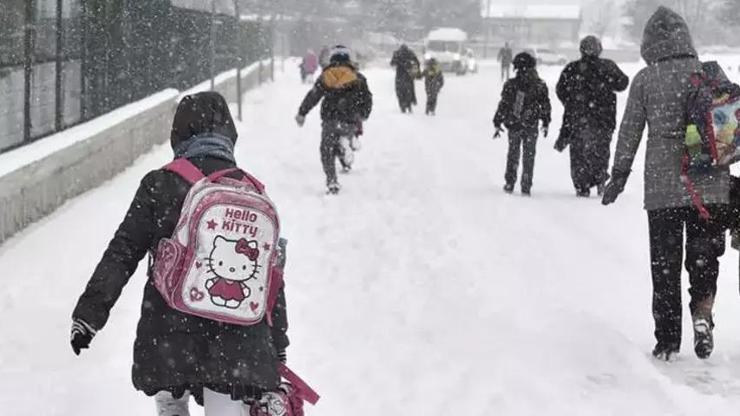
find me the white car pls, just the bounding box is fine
[531,48,568,65]
[424,28,470,75]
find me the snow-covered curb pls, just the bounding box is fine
[0,61,274,244]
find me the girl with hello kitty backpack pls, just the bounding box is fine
[71,92,318,415]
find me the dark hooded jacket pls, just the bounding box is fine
[494,68,551,131]
[611,6,731,210]
[556,50,629,146]
[391,46,420,106]
[298,62,373,124]
[72,91,289,403]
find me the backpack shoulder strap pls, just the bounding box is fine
[164,158,205,185]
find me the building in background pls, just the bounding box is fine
[481,4,582,47]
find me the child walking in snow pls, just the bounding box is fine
[493,52,551,196]
[422,58,444,115]
[295,45,373,194]
[71,92,297,415]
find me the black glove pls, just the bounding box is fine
[601,170,630,205]
[493,126,504,139]
[541,125,549,138]
[553,137,568,152]
[71,318,97,355]
[277,349,287,363]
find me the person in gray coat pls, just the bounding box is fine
[601,7,730,361]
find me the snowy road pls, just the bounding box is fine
[3,59,740,415]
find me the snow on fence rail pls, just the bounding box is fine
[0,61,273,244]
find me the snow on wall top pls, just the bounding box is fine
[482,4,581,20]
[0,89,178,178]
[427,28,468,42]
[171,0,235,15]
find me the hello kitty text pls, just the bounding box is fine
[221,208,260,237]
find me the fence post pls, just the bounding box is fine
[55,0,64,130]
[23,0,36,143]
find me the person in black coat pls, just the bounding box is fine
[422,58,445,115]
[493,52,551,196]
[296,46,373,194]
[71,92,289,411]
[391,44,421,113]
[555,36,629,197]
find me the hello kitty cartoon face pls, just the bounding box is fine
[207,236,260,282]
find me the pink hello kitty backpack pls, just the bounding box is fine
[152,158,282,326]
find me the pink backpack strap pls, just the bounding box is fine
[164,159,205,184]
[279,363,320,405]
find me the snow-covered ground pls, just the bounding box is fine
[2,56,740,415]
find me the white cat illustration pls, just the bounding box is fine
[205,236,260,309]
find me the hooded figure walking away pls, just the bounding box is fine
[493,52,551,196]
[422,58,445,115]
[391,44,421,113]
[71,92,292,415]
[498,42,513,81]
[602,7,731,361]
[556,36,629,197]
[296,46,373,194]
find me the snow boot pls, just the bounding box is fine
[693,297,715,359]
[576,188,590,198]
[521,188,531,197]
[327,181,341,195]
[350,135,361,151]
[339,137,354,170]
[504,183,515,194]
[693,318,714,359]
[597,183,605,196]
[652,342,680,362]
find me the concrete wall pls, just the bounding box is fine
[0,60,273,244]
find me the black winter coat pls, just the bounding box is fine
[423,67,444,95]
[391,47,420,106]
[298,63,373,124]
[494,70,551,131]
[72,92,289,403]
[556,56,629,143]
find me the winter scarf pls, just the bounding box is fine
[174,133,236,164]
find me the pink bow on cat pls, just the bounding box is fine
[235,239,259,261]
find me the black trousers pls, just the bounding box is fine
[570,126,613,191]
[426,91,439,114]
[505,127,538,191]
[647,206,726,346]
[320,121,355,185]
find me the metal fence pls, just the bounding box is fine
[0,0,273,154]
